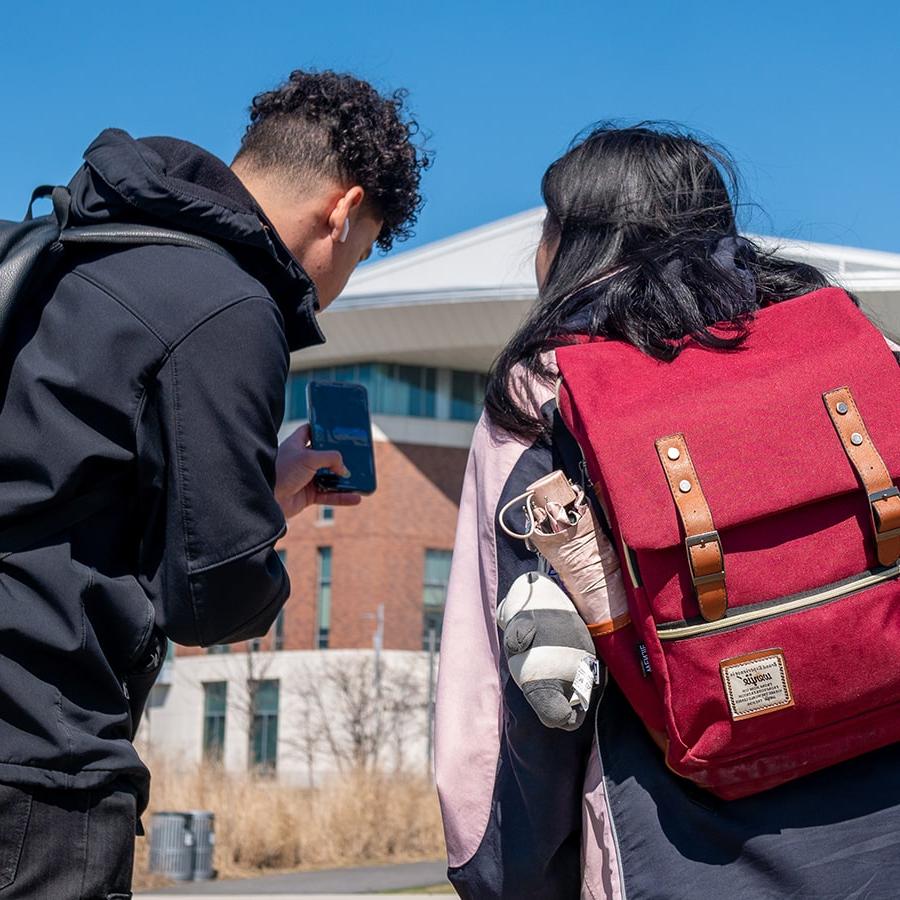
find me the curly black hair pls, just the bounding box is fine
[235,70,432,251]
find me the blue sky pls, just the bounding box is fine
[3,1,898,256]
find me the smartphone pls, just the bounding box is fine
[306,381,377,495]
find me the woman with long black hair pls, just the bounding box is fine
[435,123,900,899]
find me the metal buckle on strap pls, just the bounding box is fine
[869,487,900,541]
[685,530,725,586]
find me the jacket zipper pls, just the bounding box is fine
[657,563,900,641]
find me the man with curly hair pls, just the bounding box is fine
[0,70,429,896]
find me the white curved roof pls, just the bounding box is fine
[295,207,900,371]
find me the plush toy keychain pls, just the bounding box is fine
[496,569,600,730]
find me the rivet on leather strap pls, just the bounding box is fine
[655,434,727,622]
[823,386,900,566]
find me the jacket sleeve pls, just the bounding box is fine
[136,295,290,647]
[435,407,593,899]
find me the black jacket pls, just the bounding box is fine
[0,129,324,810]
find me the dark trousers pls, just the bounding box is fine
[0,780,135,899]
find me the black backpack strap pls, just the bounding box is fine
[27,184,235,262]
[24,185,72,225]
[550,401,615,544]
[60,223,235,262]
[24,185,55,221]
[0,473,131,562]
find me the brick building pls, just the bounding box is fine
[140,208,900,778]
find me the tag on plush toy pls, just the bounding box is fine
[570,656,600,711]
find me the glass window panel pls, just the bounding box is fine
[398,365,422,416]
[274,609,285,651]
[249,680,279,770]
[288,372,308,420]
[356,364,374,395]
[251,721,265,766]
[318,546,332,581]
[423,585,446,607]
[204,681,227,715]
[450,371,478,421]
[264,714,278,763]
[253,679,280,714]
[423,368,437,418]
[424,549,453,584]
[381,364,408,416]
[423,550,451,649]
[317,548,332,649]
[333,365,355,382]
[318,585,332,629]
[423,609,444,651]
[202,681,227,762]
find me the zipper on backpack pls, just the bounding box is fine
[656,562,900,641]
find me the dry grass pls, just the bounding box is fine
[133,760,446,890]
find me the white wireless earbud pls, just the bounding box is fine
[339,219,350,243]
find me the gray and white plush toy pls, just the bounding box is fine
[496,570,599,730]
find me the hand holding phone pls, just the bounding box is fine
[307,381,377,495]
[275,424,362,520]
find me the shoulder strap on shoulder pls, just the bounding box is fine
[60,223,235,262]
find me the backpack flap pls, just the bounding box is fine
[557,287,900,621]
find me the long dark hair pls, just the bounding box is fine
[484,123,830,442]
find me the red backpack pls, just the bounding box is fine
[556,287,900,799]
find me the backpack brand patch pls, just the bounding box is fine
[637,642,652,677]
[720,649,794,721]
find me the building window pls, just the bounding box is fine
[207,644,230,655]
[273,608,285,652]
[249,679,279,772]
[450,371,487,421]
[248,551,287,652]
[317,547,332,649]
[202,682,227,763]
[286,364,480,422]
[318,505,335,523]
[423,549,453,650]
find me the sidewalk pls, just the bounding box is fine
[137,859,449,896]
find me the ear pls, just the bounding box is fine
[328,186,366,244]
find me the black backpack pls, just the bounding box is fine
[0,184,233,354]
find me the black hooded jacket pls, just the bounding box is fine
[0,129,324,809]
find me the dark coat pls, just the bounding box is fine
[0,129,324,810]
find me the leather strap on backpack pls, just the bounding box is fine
[656,434,727,622]
[824,387,900,566]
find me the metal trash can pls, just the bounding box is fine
[188,810,216,880]
[148,812,193,881]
